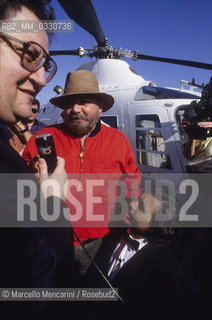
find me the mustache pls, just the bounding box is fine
[68,114,89,121]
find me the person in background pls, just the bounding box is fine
[4,120,32,154]
[182,109,212,172]
[180,109,212,319]
[21,98,46,134]
[5,99,46,154]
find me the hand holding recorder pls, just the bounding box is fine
[32,134,67,201]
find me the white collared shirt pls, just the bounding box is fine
[108,236,147,280]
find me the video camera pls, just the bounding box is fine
[183,77,212,139]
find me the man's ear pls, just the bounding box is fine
[98,99,104,115]
[99,107,103,116]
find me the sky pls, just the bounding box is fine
[37,0,212,107]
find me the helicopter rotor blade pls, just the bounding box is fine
[49,47,212,71]
[136,53,212,70]
[58,0,107,47]
[50,50,79,56]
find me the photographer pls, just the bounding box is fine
[182,79,212,173]
[181,83,212,320]
[182,120,212,158]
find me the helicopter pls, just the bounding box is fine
[38,0,212,174]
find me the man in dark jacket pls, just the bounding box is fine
[0,1,73,319]
[84,191,184,320]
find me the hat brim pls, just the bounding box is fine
[50,92,114,112]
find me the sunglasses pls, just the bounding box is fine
[32,108,38,114]
[0,32,57,82]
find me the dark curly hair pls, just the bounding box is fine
[0,0,55,20]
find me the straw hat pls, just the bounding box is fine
[50,70,114,112]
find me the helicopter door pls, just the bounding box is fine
[128,102,183,173]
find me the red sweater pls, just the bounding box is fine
[23,121,141,245]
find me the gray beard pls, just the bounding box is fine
[68,118,99,137]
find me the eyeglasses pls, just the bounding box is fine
[0,32,57,82]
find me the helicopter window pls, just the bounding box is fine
[175,105,189,142]
[148,130,166,152]
[137,151,171,169]
[136,131,147,149]
[136,130,166,153]
[136,114,160,128]
[134,86,200,101]
[100,115,118,128]
[135,114,171,169]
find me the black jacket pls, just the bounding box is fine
[0,124,73,319]
[85,230,184,320]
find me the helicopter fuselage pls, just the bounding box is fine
[39,59,201,174]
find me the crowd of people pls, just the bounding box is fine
[0,1,211,320]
